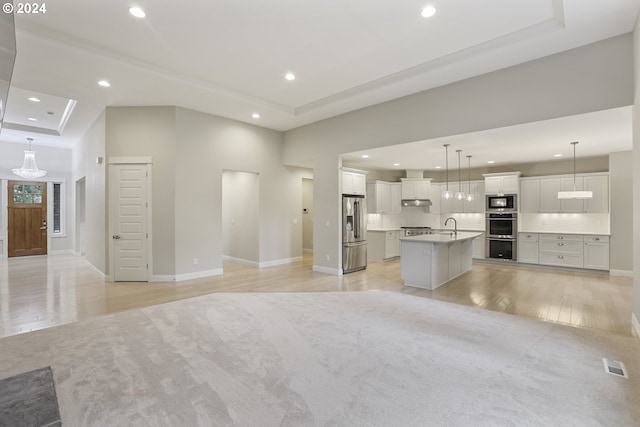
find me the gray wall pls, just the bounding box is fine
[609,151,633,273]
[302,178,313,252]
[284,35,634,273]
[105,106,177,275]
[72,112,106,273]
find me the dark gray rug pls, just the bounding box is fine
[0,367,61,427]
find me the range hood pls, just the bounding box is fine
[402,199,432,207]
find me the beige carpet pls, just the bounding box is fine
[0,291,638,426]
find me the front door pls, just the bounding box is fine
[8,181,47,257]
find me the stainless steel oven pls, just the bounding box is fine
[485,213,517,261]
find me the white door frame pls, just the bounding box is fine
[107,157,153,282]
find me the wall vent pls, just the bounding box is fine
[602,358,628,378]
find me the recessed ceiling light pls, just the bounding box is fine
[98,80,111,87]
[421,5,437,18]
[28,97,40,102]
[487,160,495,164]
[285,72,296,81]
[435,166,442,169]
[553,154,563,157]
[129,6,146,18]
[252,113,260,119]
[393,163,400,166]
[27,117,37,121]
[361,155,369,158]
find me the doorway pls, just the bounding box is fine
[7,181,47,257]
[221,170,259,266]
[302,178,313,254]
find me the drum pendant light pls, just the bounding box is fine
[454,149,466,200]
[441,144,453,199]
[557,141,592,199]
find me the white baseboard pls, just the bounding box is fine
[313,265,342,275]
[259,256,302,268]
[174,268,223,282]
[83,259,106,281]
[632,313,640,338]
[50,249,75,255]
[150,275,176,282]
[223,255,258,268]
[609,269,633,278]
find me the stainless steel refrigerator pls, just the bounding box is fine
[343,195,367,273]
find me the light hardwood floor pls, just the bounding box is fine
[0,254,634,338]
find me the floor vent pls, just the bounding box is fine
[603,358,628,378]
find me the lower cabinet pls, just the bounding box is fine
[517,233,609,271]
[368,230,400,261]
[518,233,538,264]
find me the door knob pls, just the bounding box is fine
[113,235,121,240]
[40,226,47,230]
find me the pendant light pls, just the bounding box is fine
[454,149,466,200]
[557,141,592,199]
[466,155,473,202]
[12,138,47,179]
[441,144,453,199]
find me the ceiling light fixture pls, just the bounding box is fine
[421,5,437,17]
[393,163,400,166]
[98,80,111,87]
[361,155,369,158]
[285,72,296,81]
[252,113,260,119]
[129,6,146,18]
[12,138,47,179]
[487,160,495,164]
[442,144,452,199]
[28,97,40,102]
[435,166,441,169]
[558,141,592,199]
[27,117,37,121]
[454,149,466,200]
[553,153,563,158]
[466,155,473,202]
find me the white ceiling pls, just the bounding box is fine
[1,0,639,150]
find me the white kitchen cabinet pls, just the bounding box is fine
[390,183,402,214]
[584,175,609,213]
[484,172,520,195]
[401,178,431,199]
[538,233,583,268]
[583,235,609,270]
[429,183,441,214]
[367,181,391,213]
[342,170,366,196]
[368,230,400,261]
[472,233,485,259]
[518,233,539,264]
[537,174,608,213]
[473,181,485,213]
[519,179,540,213]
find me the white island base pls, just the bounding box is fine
[400,232,481,290]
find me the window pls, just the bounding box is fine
[53,183,61,233]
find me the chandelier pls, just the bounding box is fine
[12,138,47,179]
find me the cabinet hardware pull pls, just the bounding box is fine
[558,243,564,246]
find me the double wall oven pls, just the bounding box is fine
[485,194,517,261]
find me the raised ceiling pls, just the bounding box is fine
[2,0,640,148]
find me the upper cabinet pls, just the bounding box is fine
[342,169,366,196]
[483,172,521,195]
[367,181,402,214]
[522,174,609,214]
[401,178,431,199]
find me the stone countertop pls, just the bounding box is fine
[400,231,482,243]
[367,228,403,232]
[518,230,610,236]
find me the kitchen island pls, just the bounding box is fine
[400,231,482,290]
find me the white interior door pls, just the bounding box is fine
[110,164,149,281]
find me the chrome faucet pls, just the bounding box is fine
[444,217,457,234]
